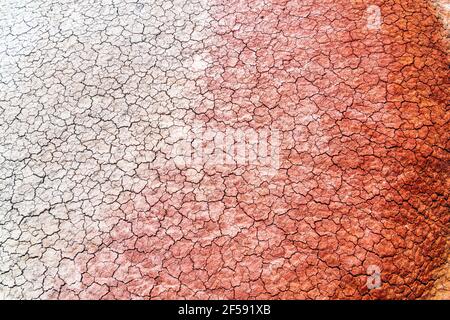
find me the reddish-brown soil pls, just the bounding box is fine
[1,0,447,300]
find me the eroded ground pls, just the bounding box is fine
[0,0,448,299]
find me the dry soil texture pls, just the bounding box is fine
[0,0,448,299]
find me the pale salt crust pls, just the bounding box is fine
[0,0,213,299]
[433,0,450,30]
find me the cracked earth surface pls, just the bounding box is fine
[0,0,448,300]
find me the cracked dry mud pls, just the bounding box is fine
[0,0,448,300]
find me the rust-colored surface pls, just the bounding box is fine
[0,0,448,299]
